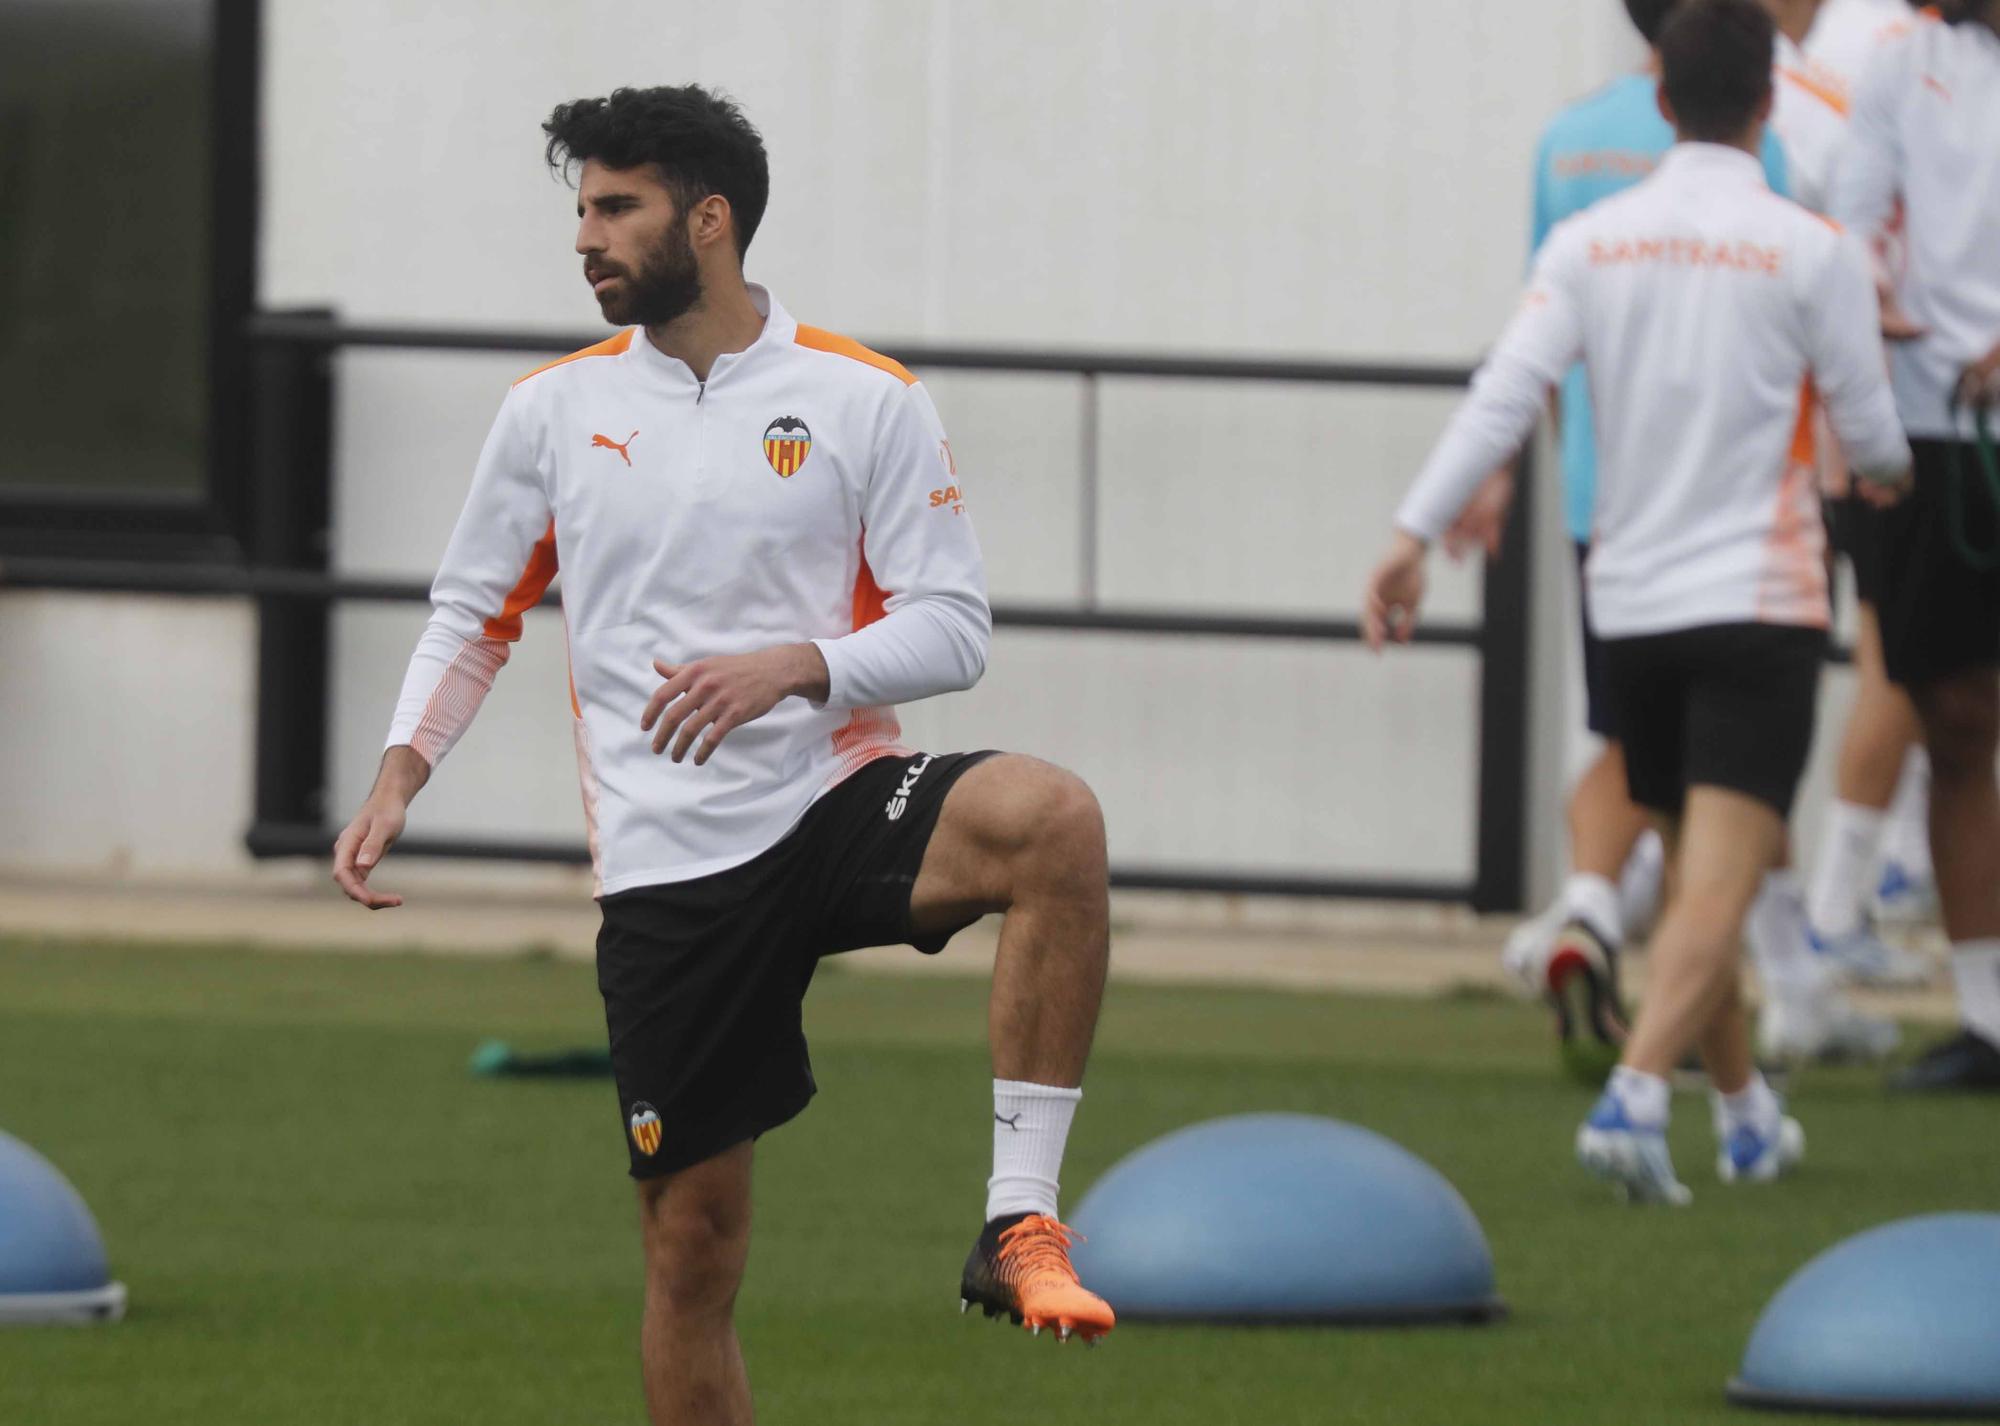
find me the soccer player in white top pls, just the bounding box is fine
[1830,0,2000,1091]
[1364,0,1911,1203]
[329,86,1113,1425]
[1780,0,1947,998]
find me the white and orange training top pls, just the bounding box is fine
[1830,12,2000,441]
[385,285,991,895]
[1397,144,1910,641]
[1773,29,1856,214]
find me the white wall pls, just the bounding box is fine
[9,2,1655,897]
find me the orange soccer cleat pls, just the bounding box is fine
[958,1213,1115,1344]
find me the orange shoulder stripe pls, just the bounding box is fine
[483,520,559,641]
[513,329,635,386]
[793,325,917,386]
[1779,66,1851,118]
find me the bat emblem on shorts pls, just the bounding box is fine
[628,1102,663,1156]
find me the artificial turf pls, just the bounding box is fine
[0,934,1989,1425]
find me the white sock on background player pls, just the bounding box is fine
[1564,872,1625,946]
[986,1079,1081,1221]
[1608,1064,1670,1128]
[1618,830,1666,942]
[1807,801,1888,939]
[1881,748,1934,882]
[1748,870,1828,997]
[1712,1070,1783,1141]
[1952,941,2000,1048]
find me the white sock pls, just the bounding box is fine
[1748,870,1832,998]
[1883,748,1933,880]
[1951,941,2000,1048]
[1564,872,1624,947]
[1618,831,1666,941]
[1712,1071,1783,1140]
[1806,801,1888,939]
[986,1079,1081,1221]
[1608,1065,1671,1128]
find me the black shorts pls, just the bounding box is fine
[1600,623,1825,817]
[1826,494,1887,608]
[1851,438,2000,688]
[1574,541,1617,738]
[597,749,998,1179]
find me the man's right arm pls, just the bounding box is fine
[332,386,554,908]
[1806,230,1914,496]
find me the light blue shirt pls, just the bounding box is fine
[1532,73,1792,542]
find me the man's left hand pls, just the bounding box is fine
[1958,341,2000,411]
[640,644,830,764]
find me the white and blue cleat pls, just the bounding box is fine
[1872,860,1938,928]
[1811,926,1933,989]
[1575,1091,1692,1206]
[1716,1115,1805,1185]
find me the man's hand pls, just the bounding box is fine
[1856,464,1915,510]
[1442,467,1516,562]
[1958,341,2000,411]
[1879,281,1926,343]
[1362,531,1431,652]
[641,643,831,765]
[332,746,429,909]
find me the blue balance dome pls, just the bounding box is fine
[1069,1113,1501,1324]
[0,1130,125,1324]
[1731,1214,2000,1416]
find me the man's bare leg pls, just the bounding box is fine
[911,755,1109,1088]
[1891,669,2000,1089]
[1622,789,1785,1076]
[1807,605,1929,956]
[1571,742,1655,887]
[637,1142,755,1426]
[1914,671,2000,943]
[909,754,1115,1337]
[1578,790,1789,1203]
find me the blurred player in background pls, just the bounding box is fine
[1829,0,2000,1091]
[1798,0,1949,987]
[331,84,1114,1425]
[1476,0,1807,1077]
[1367,0,1911,1201]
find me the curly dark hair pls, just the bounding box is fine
[1658,0,1775,143]
[543,85,770,259]
[1622,0,1681,44]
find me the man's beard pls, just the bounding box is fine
[594,225,703,327]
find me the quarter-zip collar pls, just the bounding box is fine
[1657,142,1770,189]
[624,284,798,396]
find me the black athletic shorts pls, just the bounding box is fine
[1826,494,1887,609]
[1574,541,1617,738]
[597,749,998,1179]
[1600,623,1825,817]
[1850,438,2000,688]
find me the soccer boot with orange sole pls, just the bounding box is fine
[958,1212,1115,1344]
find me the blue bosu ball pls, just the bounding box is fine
[0,1129,126,1324]
[1069,1112,1501,1324]
[1731,1214,2000,1417]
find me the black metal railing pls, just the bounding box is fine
[0,314,1533,910]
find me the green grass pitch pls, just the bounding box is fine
[0,935,1989,1425]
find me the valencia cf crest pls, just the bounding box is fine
[763,416,812,478]
[628,1102,663,1157]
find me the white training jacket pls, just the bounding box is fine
[1804,0,1916,90]
[1774,31,1856,215]
[1396,144,1910,641]
[385,286,991,895]
[1828,14,2000,441]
